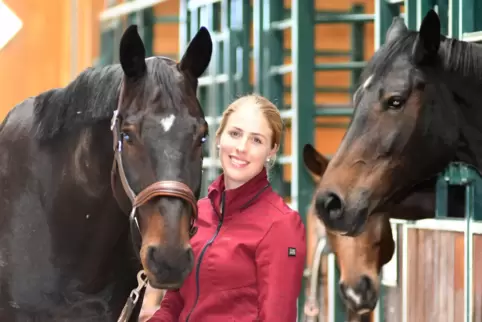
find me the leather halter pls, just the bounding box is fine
[110,80,199,241]
[111,80,199,322]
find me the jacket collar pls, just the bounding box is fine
[207,168,271,217]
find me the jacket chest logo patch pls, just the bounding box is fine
[288,247,296,257]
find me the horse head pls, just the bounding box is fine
[312,10,469,236]
[110,25,212,289]
[303,144,395,315]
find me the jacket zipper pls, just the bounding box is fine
[185,192,225,322]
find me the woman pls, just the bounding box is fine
[147,94,306,322]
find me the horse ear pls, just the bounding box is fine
[303,144,329,181]
[385,17,408,44]
[412,9,441,64]
[179,27,213,78]
[119,25,147,79]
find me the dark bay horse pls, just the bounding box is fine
[302,144,465,321]
[0,25,212,321]
[313,9,482,236]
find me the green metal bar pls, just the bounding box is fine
[291,0,315,320]
[459,0,474,39]
[350,4,365,94]
[222,0,233,104]
[179,0,189,55]
[253,0,264,94]
[236,0,251,95]
[374,0,401,49]
[315,12,375,23]
[417,0,435,31]
[268,0,287,195]
[141,8,155,57]
[315,61,367,71]
[286,49,352,57]
[404,0,417,30]
[315,108,354,116]
[154,15,180,23]
[436,0,449,36]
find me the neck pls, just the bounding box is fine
[439,38,482,171]
[50,124,136,299]
[224,178,245,190]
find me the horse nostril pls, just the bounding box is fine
[316,192,344,220]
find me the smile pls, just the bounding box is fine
[229,156,249,168]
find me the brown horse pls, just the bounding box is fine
[313,10,482,237]
[0,25,212,321]
[303,144,394,321]
[302,143,465,320]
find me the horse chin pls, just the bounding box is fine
[148,280,181,290]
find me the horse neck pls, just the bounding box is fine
[440,39,482,170]
[50,124,135,292]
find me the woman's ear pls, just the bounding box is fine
[269,143,279,159]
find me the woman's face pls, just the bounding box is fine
[218,104,277,190]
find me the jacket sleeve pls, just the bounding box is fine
[147,289,184,322]
[255,211,307,322]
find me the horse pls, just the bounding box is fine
[312,9,482,236]
[302,143,466,321]
[0,24,212,321]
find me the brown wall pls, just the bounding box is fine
[0,0,107,121]
[0,0,71,120]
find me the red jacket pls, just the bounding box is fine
[148,169,306,322]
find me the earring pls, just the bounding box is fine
[217,144,220,149]
[266,158,271,162]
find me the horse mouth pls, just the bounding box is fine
[355,308,374,315]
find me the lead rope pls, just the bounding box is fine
[117,270,149,322]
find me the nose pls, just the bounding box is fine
[315,191,345,226]
[316,191,344,220]
[339,276,377,312]
[146,245,194,288]
[236,137,248,152]
[315,190,369,236]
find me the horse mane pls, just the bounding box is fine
[360,30,482,88]
[440,37,482,87]
[32,57,202,143]
[33,65,123,142]
[360,31,419,82]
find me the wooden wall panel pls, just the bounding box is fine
[388,229,482,322]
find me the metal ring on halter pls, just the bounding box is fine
[129,207,140,233]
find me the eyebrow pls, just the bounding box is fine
[231,126,268,139]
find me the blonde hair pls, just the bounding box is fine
[216,94,283,168]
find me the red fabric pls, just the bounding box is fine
[148,168,306,322]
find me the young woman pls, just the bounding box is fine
[147,94,306,322]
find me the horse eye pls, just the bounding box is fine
[121,132,133,143]
[387,96,404,110]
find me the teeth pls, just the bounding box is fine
[230,157,248,166]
